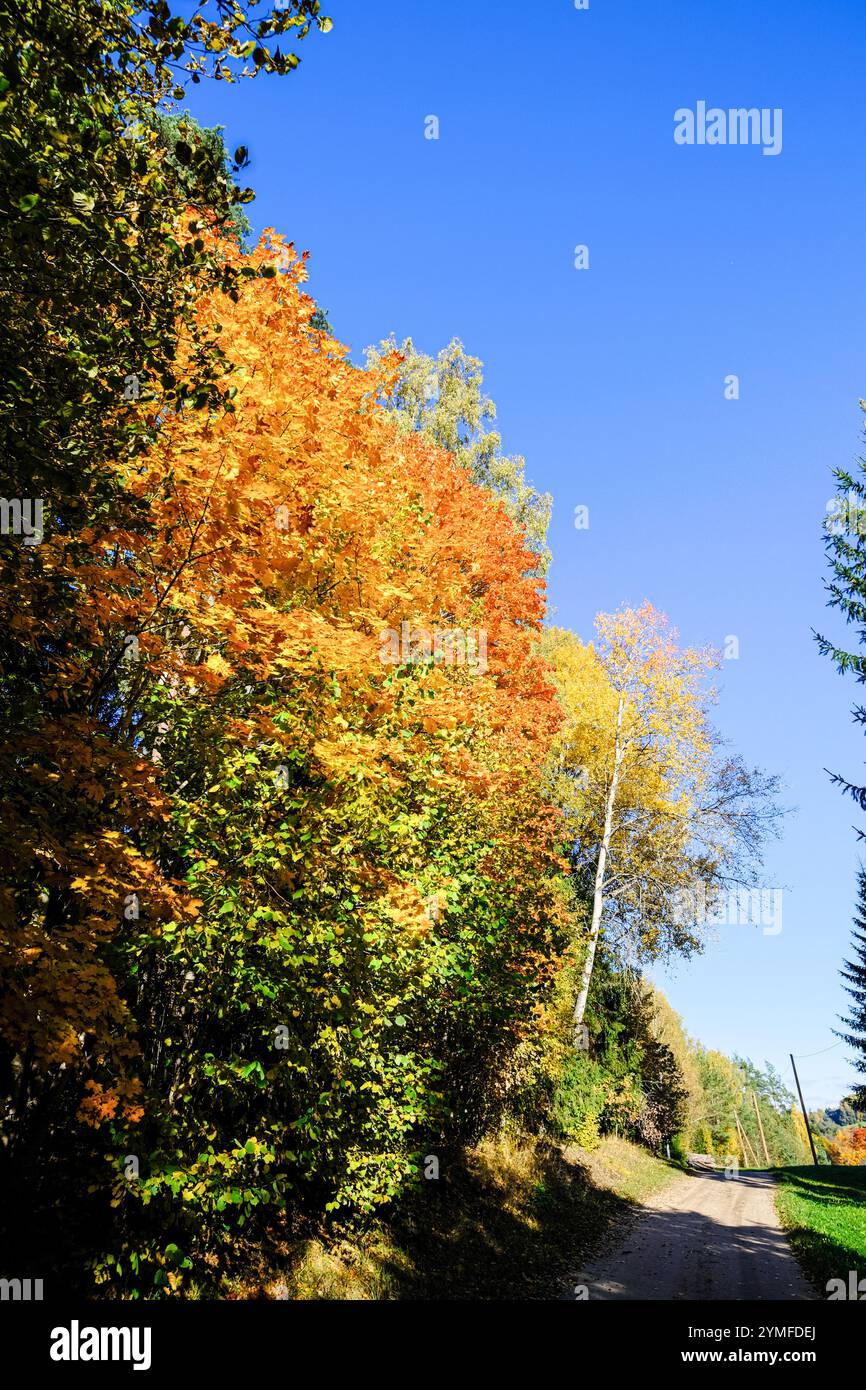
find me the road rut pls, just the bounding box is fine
[575,1170,816,1300]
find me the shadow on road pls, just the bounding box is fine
[578,1171,817,1300]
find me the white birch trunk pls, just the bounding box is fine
[573,695,625,1039]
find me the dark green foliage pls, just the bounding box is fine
[636,1037,690,1150]
[552,1054,610,1148]
[310,305,333,333]
[817,409,866,1112]
[827,1096,866,1128]
[809,1109,840,1139]
[151,112,253,247]
[818,418,866,798]
[552,953,687,1150]
[835,868,866,1109]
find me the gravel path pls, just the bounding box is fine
[574,1170,816,1301]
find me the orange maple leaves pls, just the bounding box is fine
[0,222,565,1142]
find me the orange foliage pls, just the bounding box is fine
[0,225,565,1139]
[829,1126,866,1165]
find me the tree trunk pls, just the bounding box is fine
[573,695,624,1039]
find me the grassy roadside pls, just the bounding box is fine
[775,1166,866,1295]
[232,1133,680,1300]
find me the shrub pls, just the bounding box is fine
[552,1055,608,1150]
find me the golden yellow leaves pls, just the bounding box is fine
[203,652,231,680]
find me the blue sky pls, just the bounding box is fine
[183,0,866,1108]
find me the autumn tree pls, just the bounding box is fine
[648,989,703,1130]
[0,0,330,527]
[0,212,569,1291]
[365,335,552,572]
[828,1126,866,1165]
[0,0,332,1280]
[542,606,782,1036]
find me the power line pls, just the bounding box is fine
[790,1041,844,1060]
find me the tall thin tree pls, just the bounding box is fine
[835,867,866,1109]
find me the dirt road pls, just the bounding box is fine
[574,1170,816,1300]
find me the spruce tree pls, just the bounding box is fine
[835,867,866,1109]
[817,411,866,812]
[819,416,866,1108]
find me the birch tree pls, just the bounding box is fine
[543,604,782,1040]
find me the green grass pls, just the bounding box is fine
[569,1134,680,1205]
[776,1165,866,1295]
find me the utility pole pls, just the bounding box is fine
[735,1112,759,1168]
[790,1053,819,1167]
[751,1090,771,1167]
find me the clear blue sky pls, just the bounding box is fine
[183,0,866,1109]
